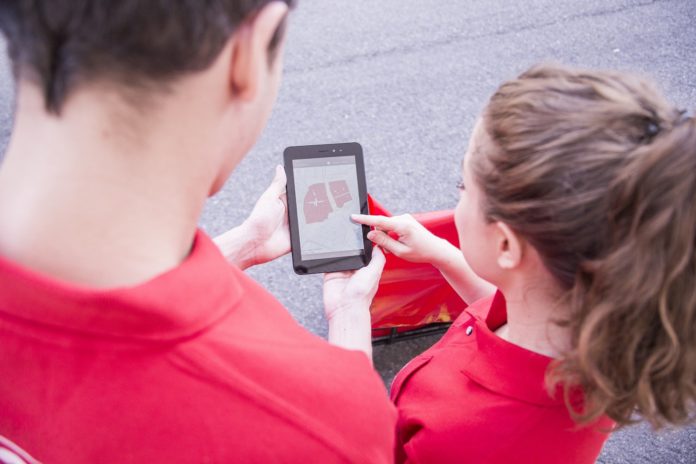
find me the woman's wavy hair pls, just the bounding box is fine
[473,64,696,428]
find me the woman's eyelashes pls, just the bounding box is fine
[456,180,466,191]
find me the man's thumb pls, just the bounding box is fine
[267,165,287,196]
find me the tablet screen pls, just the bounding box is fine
[292,155,364,261]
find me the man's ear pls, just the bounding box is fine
[494,221,523,270]
[229,1,289,101]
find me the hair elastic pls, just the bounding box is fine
[640,119,661,144]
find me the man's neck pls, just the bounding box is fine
[495,278,570,359]
[0,84,215,288]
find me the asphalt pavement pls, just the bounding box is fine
[1,0,695,462]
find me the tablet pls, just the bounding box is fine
[284,142,372,274]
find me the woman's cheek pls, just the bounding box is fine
[456,198,493,282]
[454,195,468,251]
[455,197,478,264]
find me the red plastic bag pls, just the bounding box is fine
[367,195,468,331]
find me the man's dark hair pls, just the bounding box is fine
[0,0,295,114]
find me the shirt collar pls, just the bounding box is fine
[0,229,242,342]
[460,291,563,407]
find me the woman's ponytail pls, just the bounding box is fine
[568,113,696,426]
[474,64,696,427]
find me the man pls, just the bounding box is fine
[0,1,395,462]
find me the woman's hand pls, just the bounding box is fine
[351,213,451,265]
[323,247,386,361]
[214,166,290,270]
[352,213,496,304]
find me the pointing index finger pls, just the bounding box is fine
[351,214,394,230]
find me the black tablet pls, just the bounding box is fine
[284,142,372,274]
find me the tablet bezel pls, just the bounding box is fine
[284,142,372,275]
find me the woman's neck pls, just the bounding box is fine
[495,279,570,359]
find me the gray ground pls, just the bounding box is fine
[1,0,695,462]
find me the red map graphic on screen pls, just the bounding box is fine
[329,180,352,207]
[303,183,333,224]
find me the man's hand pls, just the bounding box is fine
[323,247,386,320]
[242,165,291,265]
[214,166,290,270]
[323,247,386,361]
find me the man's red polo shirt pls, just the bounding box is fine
[0,230,397,463]
[391,292,612,464]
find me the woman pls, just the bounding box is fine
[327,64,696,463]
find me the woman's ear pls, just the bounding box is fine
[228,1,289,101]
[494,221,523,270]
